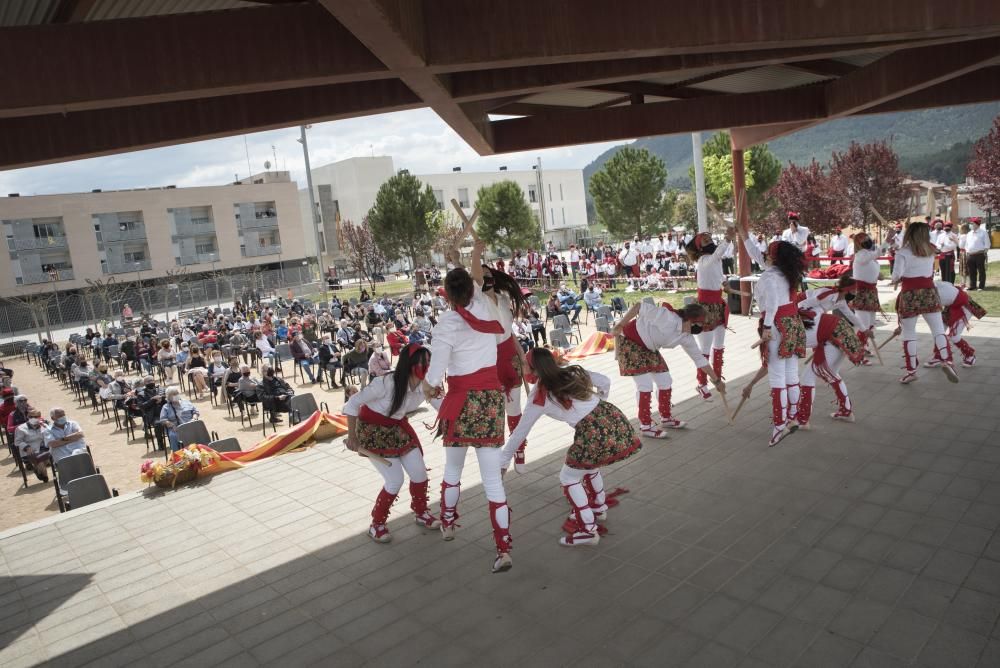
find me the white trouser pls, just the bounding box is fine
[696,326,726,356]
[766,337,800,389]
[900,311,948,355]
[442,447,506,505]
[373,449,428,495]
[854,310,875,332]
[505,385,522,416]
[559,465,599,530]
[801,344,844,387]
[631,371,672,393]
[950,319,967,344]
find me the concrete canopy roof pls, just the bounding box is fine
[2,0,1000,169]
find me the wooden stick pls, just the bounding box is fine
[804,352,814,366]
[718,388,732,422]
[358,447,391,467]
[750,338,767,349]
[730,395,748,423]
[869,336,884,365]
[877,331,900,351]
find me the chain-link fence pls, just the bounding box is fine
[0,265,314,345]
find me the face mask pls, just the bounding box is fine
[690,324,704,335]
[701,243,717,255]
[28,418,40,427]
[243,372,251,377]
[844,293,856,303]
[54,417,67,427]
[523,368,539,385]
[266,371,274,377]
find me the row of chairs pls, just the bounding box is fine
[51,449,119,512]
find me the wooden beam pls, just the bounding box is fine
[490,102,585,116]
[50,0,98,23]
[0,80,420,171]
[423,0,1000,70]
[782,59,858,78]
[319,0,495,154]
[0,3,389,119]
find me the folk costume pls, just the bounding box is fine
[427,282,513,572]
[615,302,707,438]
[489,289,529,472]
[796,287,868,427]
[500,360,640,547]
[928,281,986,368]
[343,361,440,543]
[690,233,733,401]
[892,246,958,384]
[848,233,882,333]
[745,235,807,446]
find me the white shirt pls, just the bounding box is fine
[501,371,611,463]
[891,247,935,282]
[569,250,580,263]
[489,291,515,344]
[966,226,990,254]
[43,419,88,464]
[583,288,603,308]
[619,247,637,266]
[426,282,499,386]
[256,337,275,355]
[935,280,961,307]
[696,241,730,290]
[798,288,865,331]
[744,233,765,267]
[937,231,958,253]
[665,239,678,254]
[781,225,810,249]
[756,266,794,328]
[342,374,426,420]
[831,235,848,253]
[633,303,704,364]
[851,248,880,283]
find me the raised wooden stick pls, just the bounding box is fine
[877,331,900,351]
[730,395,748,423]
[358,447,391,467]
[869,336,884,365]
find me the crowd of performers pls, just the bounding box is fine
[342,218,988,573]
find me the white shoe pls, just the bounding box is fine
[559,531,600,547]
[660,418,687,429]
[513,450,526,474]
[900,370,919,384]
[769,425,787,447]
[640,426,669,439]
[923,358,943,368]
[941,363,960,384]
[962,356,976,368]
[696,385,713,401]
[492,552,513,573]
[368,524,391,543]
[414,511,441,529]
[830,410,855,422]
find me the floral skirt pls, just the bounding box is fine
[616,335,668,376]
[776,315,807,359]
[945,298,987,321]
[699,300,729,331]
[358,421,418,457]
[442,389,505,448]
[566,401,642,470]
[853,283,881,312]
[897,287,941,319]
[823,314,866,366]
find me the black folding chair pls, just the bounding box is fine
[65,474,118,511]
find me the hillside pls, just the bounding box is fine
[582,102,1000,192]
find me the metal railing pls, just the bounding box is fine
[7,236,69,251]
[177,252,220,266]
[21,268,75,284]
[238,216,279,230]
[106,259,152,273]
[174,220,216,237]
[102,227,147,242]
[242,244,281,258]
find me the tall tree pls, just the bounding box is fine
[769,159,840,234]
[429,210,471,257]
[474,180,541,252]
[828,140,908,232]
[695,131,781,221]
[2,290,55,343]
[341,218,387,294]
[966,115,1000,213]
[589,146,672,239]
[367,170,439,269]
[672,192,699,232]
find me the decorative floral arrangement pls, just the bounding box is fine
[140,445,220,489]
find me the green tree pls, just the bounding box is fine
[474,181,541,253]
[588,146,672,239]
[672,192,699,232]
[367,170,440,268]
[693,131,781,220]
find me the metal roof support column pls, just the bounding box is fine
[731,146,752,315]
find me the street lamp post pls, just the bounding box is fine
[298,125,328,302]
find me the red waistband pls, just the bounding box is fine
[816,312,840,346]
[775,303,799,318]
[436,366,502,427]
[496,338,520,393]
[696,289,724,304]
[622,320,648,348]
[854,280,878,289]
[900,276,934,291]
[359,405,419,446]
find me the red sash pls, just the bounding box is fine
[946,289,971,335]
[496,336,520,393]
[453,305,503,334]
[622,320,649,348]
[436,366,502,431]
[900,276,934,292]
[854,280,877,290]
[696,289,724,305]
[532,384,572,409]
[358,405,419,445]
[775,302,799,319]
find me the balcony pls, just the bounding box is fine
[238,215,279,230]
[241,244,281,258]
[7,236,69,251]
[21,268,74,284]
[177,253,220,266]
[106,259,152,274]
[174,219,216,237]
[103,227,147,242]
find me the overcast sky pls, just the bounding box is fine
[0,109,630,197]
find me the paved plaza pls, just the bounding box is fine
[2,313,999,667]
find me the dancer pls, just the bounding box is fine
[610,301,725,438]
[796,276,869,428]
[685,227,737,400]
[499,349,641,546]
[743,234,808,446]
[892,221,959,384]
[344,344,441,543]
[848,232,882,354]
[425,238,513,573]
[923,280,987,368]
[481,265,531,473]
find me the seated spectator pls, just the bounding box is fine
[197,324,218,347]
[137,376,166,448]
[527,308,547,346]
[185,345,209,394]
[158,386,200,451]
[276,320,289,342]
[368,343,392,378]
[290,333,318,383]
[0,388,16,429]
[208,350,229,398]
[318,334,342,388]
[235,365,261,408]
[260,366,293,424]
[15,408,49,482]
[342,340,371,388]
[7,394,31,437]
[336,319,357,350]
[583,285,603,310]
[513,318,534,351]
[44,407,88,467]
[157,340,177,381]
[255,331,277,361]
[386,325,408,357]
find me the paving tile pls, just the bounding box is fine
[681,642,744,668]
[817,524,865,554]
[966,557,1000,596]
[756,574,814,614]
[947,524,993,556]
[922,548,978,586]
[914,622,989,668]
[634,626,706,668]
[851,646,911,668]
[648,583,712,624]
[719,565,779,603]
[868,608,937,662]
[789,584,851,625]
[749,617,819,666]
[899,576,960,619]
[821,558,876,593]
[793,631,863,668]
[885,539,936,573]
[849,532,896,562]
[855,565,914,605]
[715,604,782,652]
[827,598,893,644]
[944,587,1000,636]
[678,593,744,637]
[787,547,841,582]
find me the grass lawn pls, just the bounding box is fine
[880,261,1000,314]
[303,277,413,303]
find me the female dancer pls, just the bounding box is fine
[480,265,531,473]
[344,344,441,543]
[743,235,808,446]
[424,238,513,573]
[923,281,987,368]
[848,232,881,365]
[610,301,724,438]
[685,227,736,400]
[500,348,641,546]
[795,276,869,428]
[892,222,959,384]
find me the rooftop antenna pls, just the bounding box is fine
[243,136,252,179]
[271,145,278,173]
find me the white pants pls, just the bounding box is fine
[696,326,726,356]
[559,465,602,531]
[505,386,522,417]
[950,319,967,344]
[442,446,507,510]
[766,337,800,389]
[900,311,948,356]
[373,449,428,495]
[631,371,672,393]
[801,344,844,387]
[854,310,875,332]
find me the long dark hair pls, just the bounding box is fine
[768,240,805,294]
[388,344,431,416]
[529,348,594,405]
[482,266,527,317]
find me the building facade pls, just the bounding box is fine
[0,175,306,298]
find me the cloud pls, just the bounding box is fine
[0,109,631,197]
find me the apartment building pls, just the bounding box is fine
[0,173,306,297]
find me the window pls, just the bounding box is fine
[33,223,61,239]
[528,185,537,203]
[458,188,469,208]
[123,250,146,263]
[196,242,216,255]
[433,190,445,210]
[118,220,139,232]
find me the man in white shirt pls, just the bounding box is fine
[618,241,639,289]
[965,217,990,290]
[568,244,581,282]
[936,222,959,284]
[781,212,810,250]
[829,228,849,264]
[43,408,88,465]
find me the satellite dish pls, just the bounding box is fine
[264,160,272,170]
